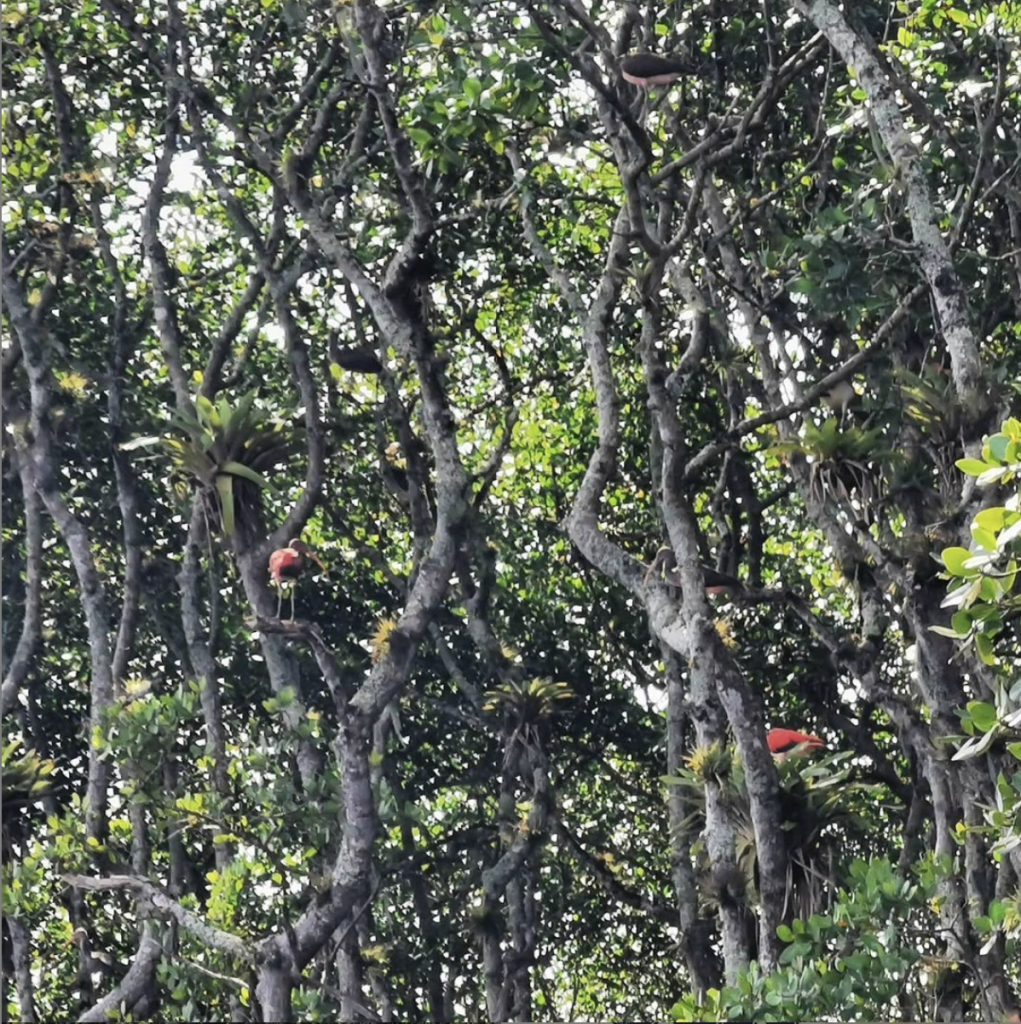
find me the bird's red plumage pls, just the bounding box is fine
[269,546,303,582]
[767,728,824,754]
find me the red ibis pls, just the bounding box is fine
[268,539,326,621]
[619,52,693,89]
[767,728,825,762]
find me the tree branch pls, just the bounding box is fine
[62,875,254,963]
[792,0,988,420]
[77,932,163,1024]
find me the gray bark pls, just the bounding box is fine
[6,916,36,1023]
[793,0,987,420]
[0,449,43,718]
[77,931,162,1024]
[664,649,724,994]
[2,244,115,844]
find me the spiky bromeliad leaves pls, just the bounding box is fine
[769,418,889,511]
[2,740,56,816]
[482,677,574,723]
[684,741,735,785]
[123,390,298,538]
[2,740,56,862]
[371,617,398,663]
[665,748,884,924]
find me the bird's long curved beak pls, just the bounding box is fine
[307,550,327,575]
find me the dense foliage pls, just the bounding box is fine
[2,0,1020,1020]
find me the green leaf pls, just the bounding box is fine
[221,461,272,490]
[972,527,998,552]
[950,611,972,635]
[988,434,1011,462]
[1003,561,1017,593]
[119,435,165,451]
[941,547,973,576]
[407,127,432,148]
[955,458,989,476]
[215,474,236,537]
[975,632,997,666]
[966,701,997,733]
[946,7,975,26]
[975,507,1007,532]
[196,394,218,426]
[216,397,233,433]
[464,78,483,103]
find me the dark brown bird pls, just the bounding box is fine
[268,539,326,621]
[643,546,742,595]
[619,52,692,88]
[331,343,384,375]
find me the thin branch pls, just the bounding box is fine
[556,816,675,925]
[62,875,254,963]
[682,282,928,481]
[793,0,986,418]
[77,933,163,1024]
[141,5,193,414]
[1,448,44,717]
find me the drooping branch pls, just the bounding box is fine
[179,498,231,860]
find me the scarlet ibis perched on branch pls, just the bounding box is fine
[767,728,824,762]
[268,539,326,621]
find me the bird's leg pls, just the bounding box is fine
[289,585,296,624]
[274,583,282,619]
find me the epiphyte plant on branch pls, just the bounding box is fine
[483,677,574,724]
[123,390,296,538]
[767,417,889,510]
[668,737,872,923]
